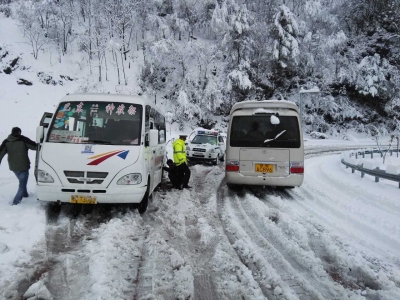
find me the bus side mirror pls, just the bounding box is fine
[149,129,158,147]
[36,126,44,143]
[40,112,53,128]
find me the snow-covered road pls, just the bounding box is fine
[1,146,400,300]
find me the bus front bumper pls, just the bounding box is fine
[36,185,147,204]
[225,172,303,187]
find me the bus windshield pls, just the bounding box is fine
[47,101,143,145]
[230,115,301,148]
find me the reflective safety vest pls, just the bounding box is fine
[172,138,186,166]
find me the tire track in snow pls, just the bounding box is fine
[236,189,352,299]
[251,153,400,297]
[188,165,221,300]
[143,182,197,300]
[10,206,96,299]
[217,183,270,299]
[220,184,328,300]
[292,187,390,293]
[247,188,376,298]
[188,165,266,299]
[12,205,143,299]
[44,205,125,299]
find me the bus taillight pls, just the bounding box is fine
[226,161,239,172]
[290,162,304,174]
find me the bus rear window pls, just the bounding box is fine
[230,115,301,148]
[47,101,143,145]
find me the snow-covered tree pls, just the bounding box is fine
[356,54,389,97]
[272,4,300,70]
[15,1,49,59]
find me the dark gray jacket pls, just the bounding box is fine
[0,134,37,172]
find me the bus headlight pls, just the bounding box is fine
[210,149,215,153]
[117,173,142,185]
[186,146,191,151]
[38,170,54,183]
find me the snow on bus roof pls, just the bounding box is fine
[230,100,299,114]
[59,93,152,104]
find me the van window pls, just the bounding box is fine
[230,115,300,148]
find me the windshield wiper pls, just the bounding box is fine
[264,130,286,144]
[89,140,113,145]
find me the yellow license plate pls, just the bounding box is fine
[255,163,274,173]
[70,195,97,204]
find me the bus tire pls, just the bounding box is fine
[49,202,62,212]
[138,180,150,214]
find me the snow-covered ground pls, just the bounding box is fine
[1,137,400,299]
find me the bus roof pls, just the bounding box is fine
[230,100,299,115]
[59,93,151,106]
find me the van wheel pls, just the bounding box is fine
[219,154,225,162]
[227,183,238,190]
[138,182,150,214]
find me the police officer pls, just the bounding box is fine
[172,134,191,189]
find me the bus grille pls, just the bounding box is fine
[64,171,108,185]
[192,148,206,152]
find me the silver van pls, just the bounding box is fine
[225,100,304,188]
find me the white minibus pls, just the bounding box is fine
[225,100,304,188]
[35,93,166,213]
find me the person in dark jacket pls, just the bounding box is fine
[0,127,37,205]
[162,159,181,189]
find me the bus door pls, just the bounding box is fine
[35,112,53,181]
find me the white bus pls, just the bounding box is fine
[225,100,304,189]
[35,93,166,214]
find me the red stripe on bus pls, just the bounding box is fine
[87,151,123,165]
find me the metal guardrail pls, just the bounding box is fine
[350,148,400,159]
[341,159,400,189]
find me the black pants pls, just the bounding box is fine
[178,162,191,187]
[168,174,180,188]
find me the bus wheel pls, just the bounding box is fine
[48,202,62,212]
[138,183,150,214]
